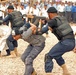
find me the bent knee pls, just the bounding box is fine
[25,57,33,65]
[21,55,25,62]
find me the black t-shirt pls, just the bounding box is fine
[47,17,74,40]
[48,19,57,29]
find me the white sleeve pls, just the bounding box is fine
[1,26,11,41]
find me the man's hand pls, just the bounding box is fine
[13,35,21,40]
[27,14,34,18]
[30,23,37,34]
[73,47,76,53]
[48,26,53,32]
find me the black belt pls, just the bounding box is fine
[62,34,74,40]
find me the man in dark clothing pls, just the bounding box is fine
[37,7,75,75]
[3,5,25,57]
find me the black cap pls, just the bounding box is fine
[7,5,14,9]
[47,7,57,13]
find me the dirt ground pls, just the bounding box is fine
[0,25,76,75]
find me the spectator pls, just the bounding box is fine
[65,2,72,22]
[71,3,76,23]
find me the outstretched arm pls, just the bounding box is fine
[12,23,37,40]
[36,23,49,35]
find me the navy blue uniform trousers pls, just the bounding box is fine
[6,34,18,51]
[45,38,75,72]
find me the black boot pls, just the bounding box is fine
[6,49,10,56]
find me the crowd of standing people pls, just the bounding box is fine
[0,1,76,23]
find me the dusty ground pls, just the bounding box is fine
[0,25,76,75]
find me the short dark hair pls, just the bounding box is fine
[47,7,57,13]
[7,5,14,9]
